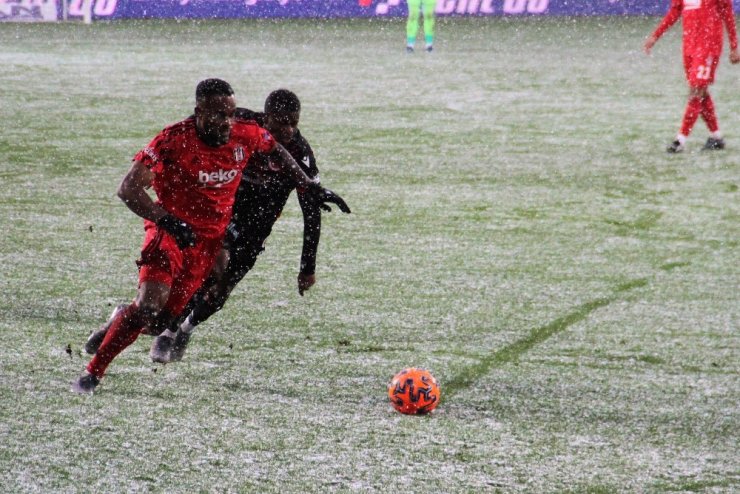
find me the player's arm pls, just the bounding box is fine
[295,180,351,295]
[719,0,740,63]
[289,131,351,214]
[118,160,196,248]
[263,130,349,212]
[270,143,318,188]
[296,189,322,296]
[118,160,167,222]
[290,139,321,295]
[644,0,682,54]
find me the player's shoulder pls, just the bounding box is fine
[235,107,265,126]
[231,119,274,148]
[149,117,195,150]
[231,119,269,139]
[287,129,312,155]
[159,117,196,138]
[292,128,310,147]
[288,130,316,166]
[232,118,265,133]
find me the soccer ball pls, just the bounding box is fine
[387,367,441,415]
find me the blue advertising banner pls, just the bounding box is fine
[27,0,740,22]
[89,1,674,20]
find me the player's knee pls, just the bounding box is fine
[210,283,233,312]
[212,249,230,278]
[148,309,175,335]
[136,303,161,327]
[690,86,708,97]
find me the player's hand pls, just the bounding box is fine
[643,35,657,55]
[730,48,740,64]
[157,214,197,249]
[298,272,316,296]
[307,184,351,214]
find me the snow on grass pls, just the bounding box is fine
[1,16,738,493]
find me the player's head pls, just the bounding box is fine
[194,78,236,147]
[263,89,300,145]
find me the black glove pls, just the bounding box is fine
[307,184,351,214]
[157,214,197,249]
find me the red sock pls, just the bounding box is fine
[700,94,719,133]
[680,96,703,137]
[87,303,143,378]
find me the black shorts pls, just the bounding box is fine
[222,219,274,286]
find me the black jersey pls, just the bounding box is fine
[228,107,322,275]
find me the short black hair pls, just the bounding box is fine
[265,89,301,114]
[196,78,234,102]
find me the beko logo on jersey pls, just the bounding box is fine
[198,169,238,186]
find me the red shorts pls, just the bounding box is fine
[137,223,223,316]
[683,51,720,88]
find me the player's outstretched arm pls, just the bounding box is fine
[272,143,318,188]
[305,184,352,214]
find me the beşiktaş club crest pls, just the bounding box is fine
[234,146,245,162]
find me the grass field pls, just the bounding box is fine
[1,16,738,493]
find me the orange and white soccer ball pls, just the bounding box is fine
[387,367,441,415]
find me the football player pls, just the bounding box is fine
[644,0,740,152]
[406,0,438,52]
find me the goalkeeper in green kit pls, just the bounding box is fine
[406,0,438,52]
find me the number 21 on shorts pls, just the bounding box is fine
[696,65,711,80]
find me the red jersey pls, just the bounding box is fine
[133,117,276,238]
[652,0,738,54]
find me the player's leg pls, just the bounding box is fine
[700,93,725,149]
[669,53,714,153]
[160,262,224,338]
[71,281,170,394]
[187,247,239,328]
[669,55,700,152]
[149,248,226,362]
[188,229,266,330]
[177,224,245,330]
[163,263,238,363]
[406,0,422,51]
[85,295,183,354]
[149,236,225,363]
[421,0,437,51]
[71,226,183,394]
[680,86,704,140]
[697,55,724,150]
[152,232,266,363]
[84,303,129,355]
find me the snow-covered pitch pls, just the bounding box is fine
[1,17,738,492]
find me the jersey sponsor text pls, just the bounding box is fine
[198,169,239,186]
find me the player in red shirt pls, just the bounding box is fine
[71,79,318,395]
[644,0,740,152]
